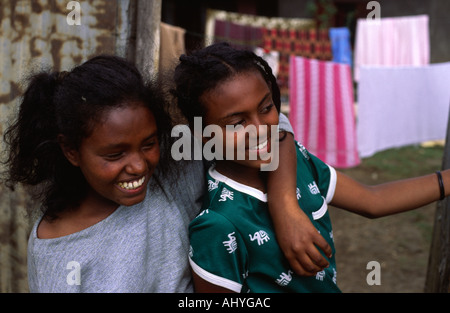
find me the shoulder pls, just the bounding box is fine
[294,141,337,203]
[36,215,80,239]
[189,208,237,235]
[36,218,58,239]
[151,159,206,216]
[189,208,246,251]
[189,208,246,270]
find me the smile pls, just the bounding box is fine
[248,138,269,151]
[117,176,145,190]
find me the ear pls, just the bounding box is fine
[57,134,80,167]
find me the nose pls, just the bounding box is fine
[250,115,262,129]
[125,152,147,176]
[249,116,269,141]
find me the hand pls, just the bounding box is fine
[274,204,332,276]
[265,131,332,276]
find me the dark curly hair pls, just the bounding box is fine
[172,42,281,127]
[2,55,174,220]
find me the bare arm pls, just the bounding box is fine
[331,170,450,218]
[266,132,332,276]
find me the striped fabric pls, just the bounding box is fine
[289,56,360,168]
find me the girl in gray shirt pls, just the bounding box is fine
[3,55,304,292]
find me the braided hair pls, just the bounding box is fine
[173,42,281,127]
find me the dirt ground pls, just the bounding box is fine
[329,145,442,293]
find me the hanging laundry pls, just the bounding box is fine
[212,19,263,50]
[329,27,352,66]
[354,15,430,81]
[263,28,333,100]
[159,22,186,74]
[357,63,450,158]
[204,9,317,102]
[289,56,360,168]
[254,47,280,78]
[205,8,315,46]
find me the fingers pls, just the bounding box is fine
[313,231,333,259]
[283,230,333,277]
[285,243,330,277]
[286,255,322,277]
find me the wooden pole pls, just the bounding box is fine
[135,0,161,82]
[115,0,161,81]
[425,108,450,292]
[115,0,137,61]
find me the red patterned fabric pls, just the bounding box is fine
[263,28,332,98]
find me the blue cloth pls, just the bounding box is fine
[329,27,352,66]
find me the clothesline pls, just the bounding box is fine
[161,11,448,167]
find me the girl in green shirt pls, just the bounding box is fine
[173,42,450,292]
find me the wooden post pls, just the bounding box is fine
[115,0,137,61]
[115,0,161,81]
[425,108,450,292]
[135,0,161,82]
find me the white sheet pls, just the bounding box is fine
[357,63,450,158]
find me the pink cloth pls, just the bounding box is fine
[354,15,430,81]
[289,56,360,168]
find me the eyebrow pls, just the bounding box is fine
[220,92,272,121]
[101,132,158,151]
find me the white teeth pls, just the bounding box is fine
[117,177,145,190]
[249,139,268,151]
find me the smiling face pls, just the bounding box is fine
[201,70,279,170]
[64,102,160,208]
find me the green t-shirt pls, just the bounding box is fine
[189,142,341,293]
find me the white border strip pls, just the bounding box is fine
[312,199,328,220]
[325,166,337,204]
[189,258,242,293]
[209,167,268,202]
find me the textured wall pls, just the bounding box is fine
[0,0,118,292]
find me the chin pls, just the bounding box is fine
[236,160,270,171]
[118,191,147,207]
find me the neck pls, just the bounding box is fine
[59,187,119,222]
[80,188,119,217]
[215,160,266,192]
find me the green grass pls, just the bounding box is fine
[340,144,444,183]
[338,144,444,245]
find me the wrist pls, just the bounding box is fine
[436,171,445,200]
[440,169,450,197]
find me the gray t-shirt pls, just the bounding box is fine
[27,160,205,293]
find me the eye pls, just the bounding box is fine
[104,152,124,161]
[232,119,246,127]
[260,103,274,113]
[223,118,246,127]
[143,139,158,150]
